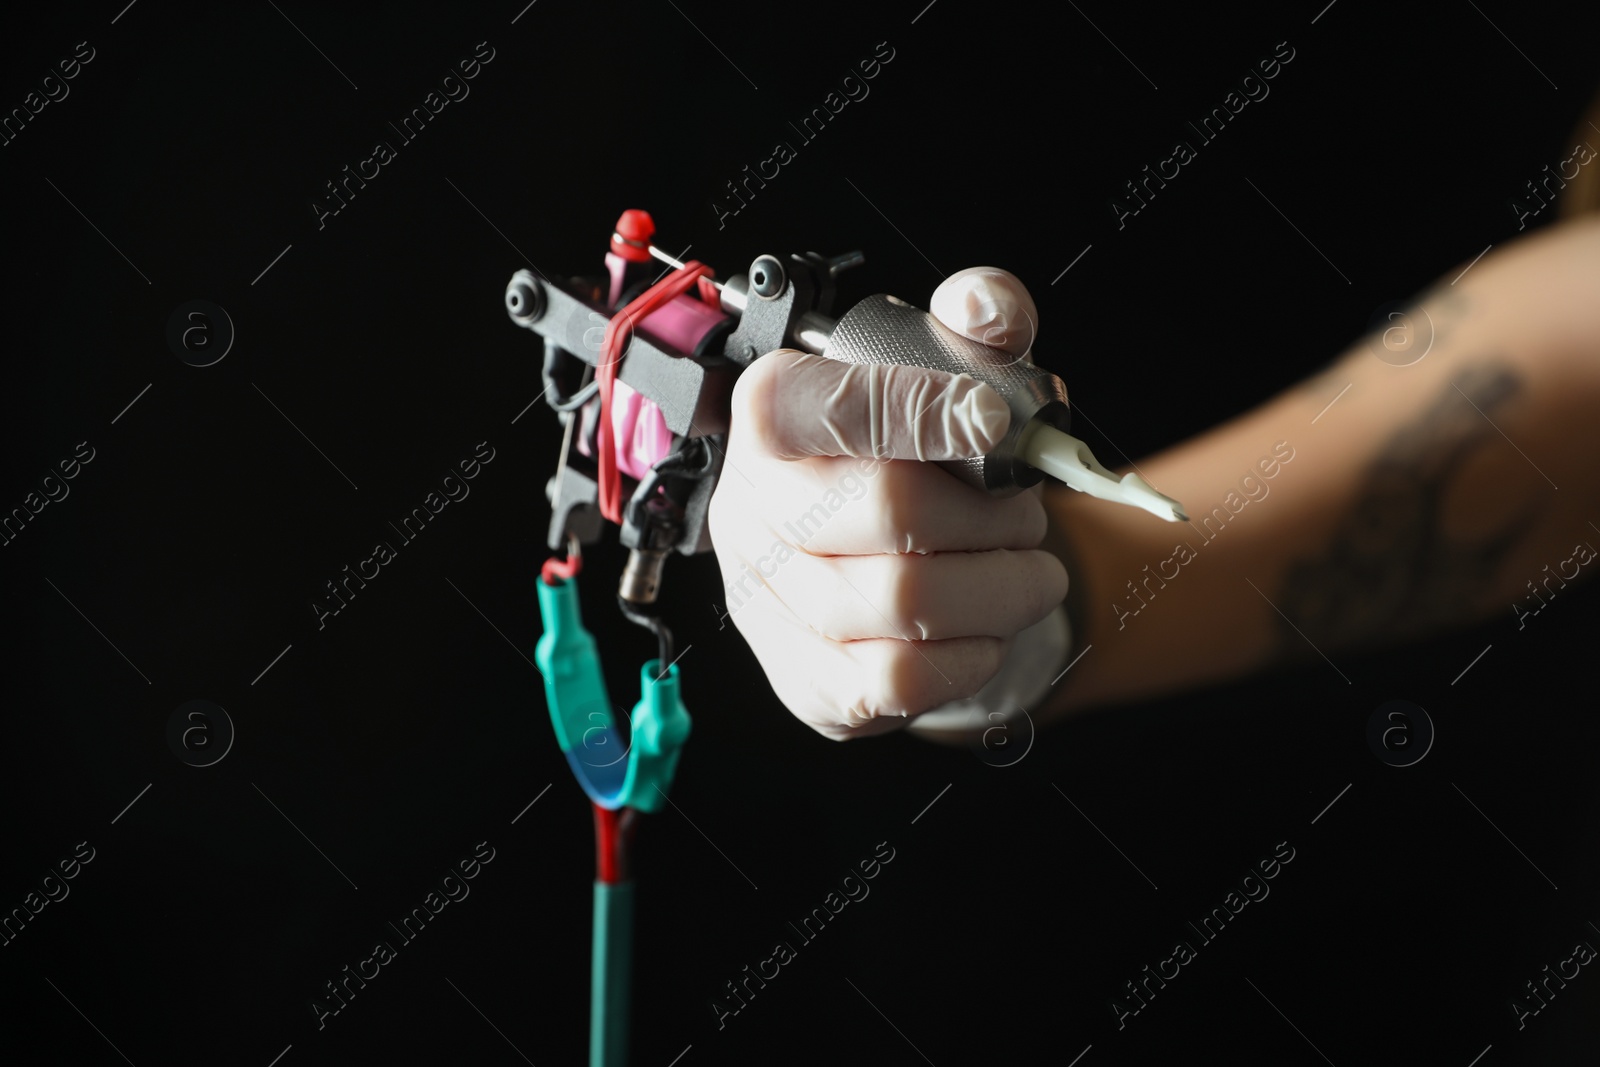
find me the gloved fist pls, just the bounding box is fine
[706,267,1069,739]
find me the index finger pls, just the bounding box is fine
[732,349,1010,462]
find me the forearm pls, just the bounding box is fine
[1040,215,1600,720]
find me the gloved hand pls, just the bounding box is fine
[706,267,1070,740]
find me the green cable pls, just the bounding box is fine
[591,880,634,1067]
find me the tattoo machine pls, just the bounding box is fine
[508,209,1187,1067]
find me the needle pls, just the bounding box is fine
[1018,420,1189,522]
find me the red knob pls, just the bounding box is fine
[610,209,655,263]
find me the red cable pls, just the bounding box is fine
[540,552,582,585]
[593,803,639,884]
[596,261,713,525]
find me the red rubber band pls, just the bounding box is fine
[596,261,712,526]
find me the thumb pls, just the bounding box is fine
[929,266,1039,359]
[735,349,1010,462]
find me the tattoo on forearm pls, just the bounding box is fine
[1274,360,1534,654]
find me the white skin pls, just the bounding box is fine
[707,267,1063,740]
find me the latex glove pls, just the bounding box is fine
[706,267,1069,740]
[909,269,1072,743]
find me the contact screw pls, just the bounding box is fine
[619,548,669,606]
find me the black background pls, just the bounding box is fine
[3,1,1599,1064]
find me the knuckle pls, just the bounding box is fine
[877,559,928,640]
[808,606,850,644]
[1015,488,1048,546]
[848,640,917,719]
[728,356,781,452]
[875,639,930,714]
[825,666,892,732]
[1010,553,1047,626]
[1038,551,1070,610]
[1045,551,1070,603]
[813,721,858,741]
[872,471,923,554]
[961,635,1009,699]
[800,564,854,644]
[1013,552,1064,629]
[833,698,881,731]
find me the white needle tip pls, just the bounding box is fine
[1018,421,1188,523]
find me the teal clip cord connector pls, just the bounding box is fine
[534,574,692,810]
[620,658,690,813]
[536,571,693,1067]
